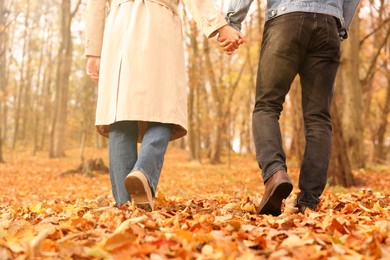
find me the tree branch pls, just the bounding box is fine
[71,0,82,19]
[360,18,390,46]
[360,25,390,86]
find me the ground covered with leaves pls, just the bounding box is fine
[1,148,390,259]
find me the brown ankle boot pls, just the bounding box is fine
[258,170,293,216]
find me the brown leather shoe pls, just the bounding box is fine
[258,170,293,216]
[124,171,154,212]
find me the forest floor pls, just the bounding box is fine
[0,147,390,259]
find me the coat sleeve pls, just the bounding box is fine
[182,0,228,38]
[85,0,107,57]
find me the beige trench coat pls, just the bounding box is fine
[85,0,227,141]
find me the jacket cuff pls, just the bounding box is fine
[84,46,101,57]
[85,47,102,57]
[230,22,242,32]
[225,16,242,32]
[85,29,104,57]
[204,20,228,38]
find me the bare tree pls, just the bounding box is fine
[372,37,390,162]
[49,0,82,158]
[360,0,390,162]
[336,16,364,169]
[329,101,355,187]
[0,0,8,162]
[203,38,247,163]
[185,17,203,162]
[12,0,30,149]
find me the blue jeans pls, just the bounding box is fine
[108,121,172,206]
[252,12,341,210]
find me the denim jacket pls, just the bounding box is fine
[226,0,360,39]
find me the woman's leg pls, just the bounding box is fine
[125,122,171,210]
[109,121,139,206]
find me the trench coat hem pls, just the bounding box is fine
[96,121,187,142]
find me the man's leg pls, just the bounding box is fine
[298,13,341,211]
[253,13,309,215]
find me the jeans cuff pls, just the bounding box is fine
[296,201,317,211]
[263,166,287,183]
[296,193,317,210]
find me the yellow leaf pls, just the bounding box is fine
[241,203,256,213]
[85,246,111,259]
[7,241,26,253]
[113,216,148,235]
[30,225,56,256]
[175,229,195,242]
[104,232,137,251]
[280,234,306,248]
[29,204,43,214]
[228,220,241,231]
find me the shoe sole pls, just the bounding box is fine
[124,172,153,212]
[258,181,293,216]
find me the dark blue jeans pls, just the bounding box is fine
[252,12,341,210]
[109,121,171,206]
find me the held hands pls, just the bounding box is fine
[217,25,246,55]
[86,56,101,84]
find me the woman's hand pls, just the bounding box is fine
[86,56,101,83]
[217,25,246,55]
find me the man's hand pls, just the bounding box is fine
[217,25,246,55]
[86,56,100,84]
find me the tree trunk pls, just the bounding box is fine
[49,0,78,158]
[337,17,364,169]
[40,36,54,151]
[187,20,202,162]
[0,126,3,163]
[12,0,30,149]
[360,0,390,163]
[32,25,49,155]
[372,21,390,162]
[203,37,223,164]
[2,21,15,148]
[0,0,6,162]
[289,78,305,165]
[32,42,45,155]
[203,35,247,163]
[329,102,355,187]
[373,52,390,161]
[95,133,107,149]
[21,33,33,142]
[240,17,256,155]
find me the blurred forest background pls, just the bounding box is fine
[0,0,389,186]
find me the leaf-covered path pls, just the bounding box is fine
[1,148,390,259]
